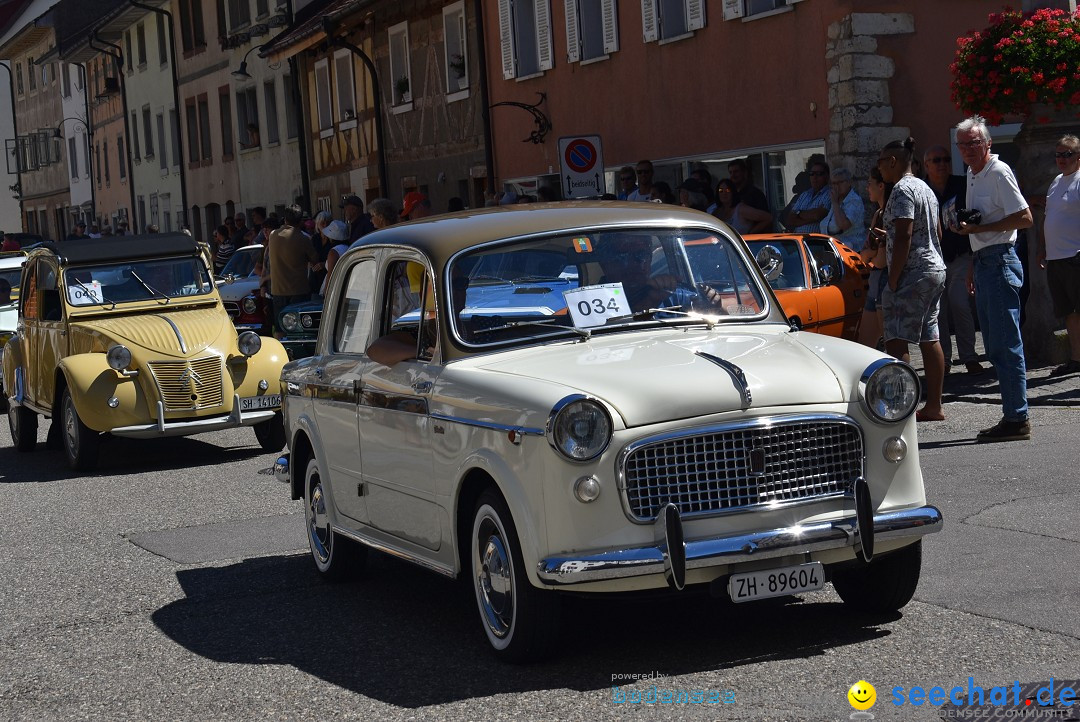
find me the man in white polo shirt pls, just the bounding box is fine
[954,115,1034,442]
[1036,134,1080,378]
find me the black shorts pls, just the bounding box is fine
[1047,256,1080,317]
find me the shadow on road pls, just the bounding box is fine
[152,551,898,707]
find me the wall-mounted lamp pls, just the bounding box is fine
[231,45,262,80]
[54,117,90,138]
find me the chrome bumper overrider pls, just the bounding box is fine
[110,395,277,438]
[537,504,942,587]
[272,453,290,484]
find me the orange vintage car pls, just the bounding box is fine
[742,233,869,341]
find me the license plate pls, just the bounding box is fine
[727,562,824,603]
[240,394,280,411]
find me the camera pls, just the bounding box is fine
[956,208,982,226]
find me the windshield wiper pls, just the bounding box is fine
[70,278,117,310]
[471,318,592,340]
[130,271,170,304]
[607,306,718,330]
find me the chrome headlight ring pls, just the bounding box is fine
[237,330,262,357]
[546,394,613,463]
[280,311,300,332]
[859,358,920,424]
[241,296,258,314]
[106,344,132,371]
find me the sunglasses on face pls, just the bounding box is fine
[1056,150,1077,159]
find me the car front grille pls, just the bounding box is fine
[619,415,863,522]
[223,301,240,319]
[147,356,225,412]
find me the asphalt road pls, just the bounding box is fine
[1,387,1078,721]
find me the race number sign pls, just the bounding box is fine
[67,280,104,306]
[563,283,632,328]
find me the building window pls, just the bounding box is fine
[170,108,181,169]
[118,135,126,179]
[125,31,134,72]
[75,64,84,90]
[263,79,279,144]
[186,100,199,164]
[236,86,259,148]
[28,56,36,90]
[68,137,78,179]
[82,132,90,178]
[157,13,168,65]
[228,0,250,30]
[131,112,141,160]
[95,142,101,185]
[15,62,23,95]
[157,112,168,170]
[219,88,233,159]
[61,63,71,97]
[642,0,705,42]
[332,49,355,122]
[283,74,298,139]
[136,22,147,67]
[177,0,206,53]
[198,95,212,161]
[313,58,332,132]
[256,0,268,17]
[104,139,110,184]
[731,0,791,18]
[143,107,154,157]
[388,21,412,104]
[137,196,146,231]
[150,193,159,227]
[565,0,618,62]
[497,0,553,80]
[443,2,469,93]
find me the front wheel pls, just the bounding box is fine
[61,388,100,471]
[8,401,37,452]
[303,457,364,580]
[253,414,286,452]
[471,490,560,662]
[832,540,922,613]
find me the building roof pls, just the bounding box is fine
[259,0,371,62]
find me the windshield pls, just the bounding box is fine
[448,229,767,346]
[0,267,20,306]
[63,256,214,307]
[220,245,262,279]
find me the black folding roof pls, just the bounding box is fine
[49,234,202,265]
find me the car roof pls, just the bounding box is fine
[0,251,27,269]
[352,202,732,268]
[34,233,201,265]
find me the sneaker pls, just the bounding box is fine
[976,418,1031,442]
[1048,360,1080,378]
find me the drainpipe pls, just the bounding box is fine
[0,62,24,229]
[323,18,388,196]
[287,56,311,210]
[129,0,188,225]
[90,33,137,226]
[472,0,495,198]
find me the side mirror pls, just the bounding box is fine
[755,245,784,282]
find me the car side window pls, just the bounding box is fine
[333,259,377,354]
[385,260,435,363]
[806,239,841,287]
[21,261,38,320]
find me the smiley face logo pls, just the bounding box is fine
[847,680,876,710]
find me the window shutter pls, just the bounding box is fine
[686,0,706,30]
[536,0,553,71]
[641,0,658,42]
[601,0,619,53]
[564,0,579,64]
[498,0,516,79]
[722,0,744,20]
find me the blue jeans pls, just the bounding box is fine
[973,244,1028,422]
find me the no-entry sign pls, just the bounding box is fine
[558,135,606,199]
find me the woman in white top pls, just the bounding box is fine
[319,220,351,297]
[712,179,773,235]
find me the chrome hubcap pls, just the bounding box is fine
[476,518,513,639]
[63,397,78,456]
[307,478,331,564]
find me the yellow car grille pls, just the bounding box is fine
[147,356,225,412]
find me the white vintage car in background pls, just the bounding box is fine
[275,203,942,662]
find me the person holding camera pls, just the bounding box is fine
[877,137,947,423]
[953,115,1034,442]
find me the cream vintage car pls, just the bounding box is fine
[275,203,942,662]
[3,235,288,470]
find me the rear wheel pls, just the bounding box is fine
[471,490,560,662]
[254,414,286,452]
[8,401,37,452]
[61,388,100,471]
[304,457,365,579]
[832,540,922,613]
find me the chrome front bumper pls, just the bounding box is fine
[537,504,942,587]
[110,395,278,438]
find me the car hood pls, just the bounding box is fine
[70,306,232,359]
[218,277,261,302]
[473,329,843,428]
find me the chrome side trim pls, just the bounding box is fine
[156,314,188,354]
[694,351,751,409]
[428,412,545,437]
[536,504,942,585]
[331,524,456,579]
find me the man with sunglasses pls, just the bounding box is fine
[616,166,636,200]
[954,115,1033,442]
[1037,134,1080,378]
[627,160,655,202]
[925,145,983,375]
[783,160,831,233]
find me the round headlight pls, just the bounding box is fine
[241,296,258,314]
[106,344,132,371]
[300,314,313,329]
[547,396,613,462]
[280,311,300,332]
[237,330,262,357]
[860,360,920,423]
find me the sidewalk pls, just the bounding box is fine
[906,331,1080,409]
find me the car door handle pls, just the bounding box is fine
[412,380,432,393]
